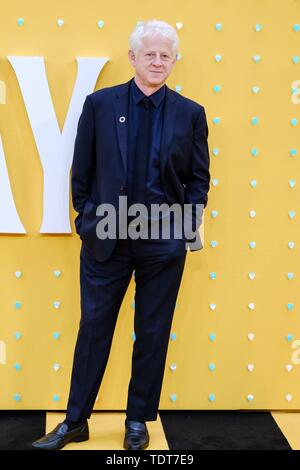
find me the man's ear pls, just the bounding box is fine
[128,50,135,64]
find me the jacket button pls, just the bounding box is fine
[120,185,127,191]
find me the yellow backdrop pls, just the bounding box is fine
[0,0,300,411]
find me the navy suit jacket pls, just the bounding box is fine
[71,78,210,262]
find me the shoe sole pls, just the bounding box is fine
[72,433,90,443]
[123,440,149,450]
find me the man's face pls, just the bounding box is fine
[128,33,177,87]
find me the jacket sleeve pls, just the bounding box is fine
[184,106,210,243]
[71,95,95,234]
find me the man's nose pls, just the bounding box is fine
[152,54,163,65]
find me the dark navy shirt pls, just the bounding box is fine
[126,77,186,250]
[127,77,167,208]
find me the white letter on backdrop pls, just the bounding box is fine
[0,79,26,233]
[0,135,26,233]
[7,56,109,233]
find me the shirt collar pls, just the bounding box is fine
[131,77,165,108]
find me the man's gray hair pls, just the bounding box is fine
[129,19,179,57]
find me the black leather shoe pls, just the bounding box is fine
[31,421,89,450]
[124,419,149,450]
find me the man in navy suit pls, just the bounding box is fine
[32,18,210,451]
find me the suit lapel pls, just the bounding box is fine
[113,79,131,176]
[160,86,177,178]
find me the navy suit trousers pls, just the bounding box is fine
[66,237,187,422]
